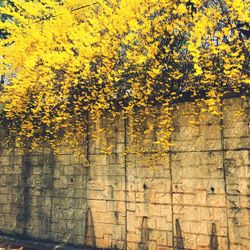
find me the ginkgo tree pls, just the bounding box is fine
[0,0,249,153]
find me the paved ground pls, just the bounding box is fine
[0,235,93,250]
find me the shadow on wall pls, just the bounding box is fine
[136,217,219,250]
[16,155,32,235]
[84,208,96,248]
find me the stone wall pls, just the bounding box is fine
[0,97,249,250]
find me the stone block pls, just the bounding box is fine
[0,176,7,187]
[148,204,163,217]
[183,233,197,249]
[107,200,118,211]
[148,240,157,250]
[113,190,126,201]
[95,211,114,224]
[173,126,201,141]
[207,194,226,207]
[127,232,140,242]
[134,203,148,217]
[58,154,72,165]
[172,138,222,152]
[135,192,146,203]
[53,176,67,188]
[156,217,171,231]
[160,205,172,221]
[149,230,167,245]
[224,125,249,138]
[74,164,87,173]
[102,234,112,248]
[127,242,137,250]
[224,137,250,150]
[89,154,107,166]
[155,193,171,205]
[0,194,8,204]
[196,235,209,248]
[92,200,107,212]
[64,165,75,175]
[0,156,10,166]
[117,201,126,212]
[112,224,123,240]
[127,211,139,232]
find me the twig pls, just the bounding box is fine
[34,2,100,23]
[71,2,100,12]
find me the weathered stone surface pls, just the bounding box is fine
[0,97,249,249]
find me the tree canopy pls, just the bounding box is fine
[0,0,249,153]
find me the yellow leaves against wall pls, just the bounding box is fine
[0,0,249,154]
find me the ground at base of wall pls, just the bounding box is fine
[0,235,101,250]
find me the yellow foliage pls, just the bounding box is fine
[0,0,249,153]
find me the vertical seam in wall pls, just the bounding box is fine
[169,151,174,250]
[220,101,230,250]
[124,118,128,250]
[84,112,90,245]
[86,113,90,182]
[50,151,54,240]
